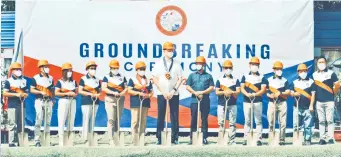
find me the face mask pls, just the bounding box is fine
[13,70,22,77]
[250,65,259,73]
[43,67,50,74]
[299,72,307,79]
[196,64,203,71]
[89,69,96,76]
[224,69,232,75]
[137,70,145,76]
[111,69,119,75]
[275,70,282,77]
[67,72,72,78]
[318,63,326,71]
[166,52,174,58]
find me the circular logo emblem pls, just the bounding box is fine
[156,5,187,36]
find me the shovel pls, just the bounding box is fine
[63,97,74,146]
[113,95,125,146]
[192,95,203,146]
[18,97,29,147]
[247,95,257,146]
[88,96,98,146]
[268,98,280,146]
[134,95,145,146]
[293,96,303,146]
[41,96,51,147]
[161,99,172,146]
[217,95,231,145]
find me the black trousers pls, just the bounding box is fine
[190,100,210,139]
[156,95,179,141]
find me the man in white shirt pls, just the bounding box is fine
[152,42,184,145]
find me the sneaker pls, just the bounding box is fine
[156,140,161,145]
[9,143,17,147]
[35,142,41,147]
[172,140,179,145]
[188,140,192,145]
[279,140,285,146]
[242,140,247,146]
[305,140,311,146]
[257,141,262,146]
[229,141,237,146]
[203,138,208,145]
[319,139,327,145]
[328,139,335,144]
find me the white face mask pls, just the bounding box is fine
[250,65,259,73]
[318,63,326,71]
[224,69,232,75]
[275,70,282,77]
[299,72,307,79]
[166,52,174,58]
[196,64,203,71]
[89,69,96,76]
[67,72,72,78]
[43,67,50,74]
[111,69,119,75]
[137,70,145,76]
[13,70,22,77]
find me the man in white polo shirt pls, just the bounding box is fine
[153,42,184,145]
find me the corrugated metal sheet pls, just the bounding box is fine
[1,11,15,49]
[314,12,341,47]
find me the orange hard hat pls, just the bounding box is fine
[10,62,22,70]
[297,63,308,71]
[109,59,120,68]
[273,61,283,69]
[222,60,233,68]
[37,60,49,68]
[249,57,260,64]
[86,61,97,69]
[61,62,73,70]
[195,56,206,64]
[163,42,175,50]
[135,61,146,70]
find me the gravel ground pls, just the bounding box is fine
[1,133,341,157]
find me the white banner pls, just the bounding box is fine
[15,0,313,129]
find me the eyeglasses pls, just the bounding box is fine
[111,68,119,70]
[89,68,96,70]
[139,68,146,71]
[223,67,232,70]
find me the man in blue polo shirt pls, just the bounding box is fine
[215,60,240,145]
[240,57,267,146]
[267,61,291,145]
[186,56,214,145]
[292,63,315,146]
[312,56,340,145]
[3,62,28,147]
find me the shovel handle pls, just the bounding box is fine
[196,96,202,132]
[115,96,121,131]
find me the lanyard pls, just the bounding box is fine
[163,57,174,73]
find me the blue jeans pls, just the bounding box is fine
[293,107,313,141]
